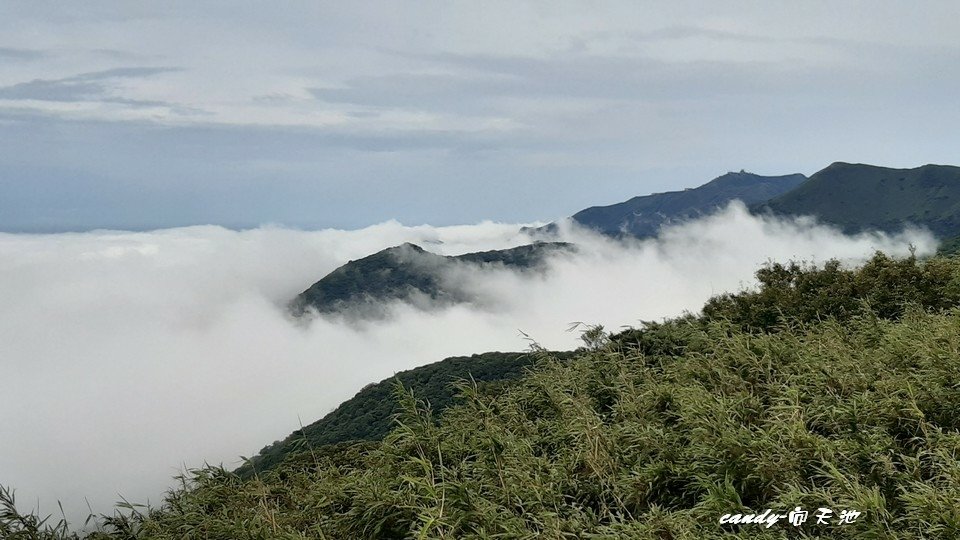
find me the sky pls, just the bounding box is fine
[0,205,935,524]
[2,1,959,231]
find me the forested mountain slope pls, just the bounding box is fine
[762,162,960,236]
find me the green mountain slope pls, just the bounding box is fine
[291,241,573,316]
[236,351,572,477]
[762,162,960,236]
[534,171,806,237]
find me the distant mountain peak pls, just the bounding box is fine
[551,170,807,238]
[291,241,574,318]
[393,242,425,251]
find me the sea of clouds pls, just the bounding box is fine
[0,202,937,525]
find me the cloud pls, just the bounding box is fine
[624,26,779,44]
[0,67,180,105]
[0,47,47,61]
[0,205,935,526]
[309,51,806,112]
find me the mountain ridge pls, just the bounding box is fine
[760,162,960,236]
[535,170,807,237]
[294,163,960,319]
[291,241,574,317]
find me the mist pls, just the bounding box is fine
[0,203,936,525]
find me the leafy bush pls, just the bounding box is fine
[702,251,960,330]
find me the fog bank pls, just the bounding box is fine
[0,204,935,524]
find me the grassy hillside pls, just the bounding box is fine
[236,351,574,478]
[763,162,960,236]
[291,242,573,316]
[542,171,806,237]
[6,251,960,539]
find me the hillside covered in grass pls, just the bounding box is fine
[5,252,960,539]
[236,351,576,478]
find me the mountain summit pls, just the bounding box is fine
[291,241,573,317]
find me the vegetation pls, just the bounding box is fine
[6,251,960,538]
[937,234,960,256]
[237,351,575,477]
[703,251,960,329]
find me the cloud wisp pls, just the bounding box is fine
[0,205,935,525]
[0,67,178,102]
[0,47,47,61]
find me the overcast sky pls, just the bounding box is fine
[2,1,959,231]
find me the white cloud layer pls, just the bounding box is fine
[0,205,936,525]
